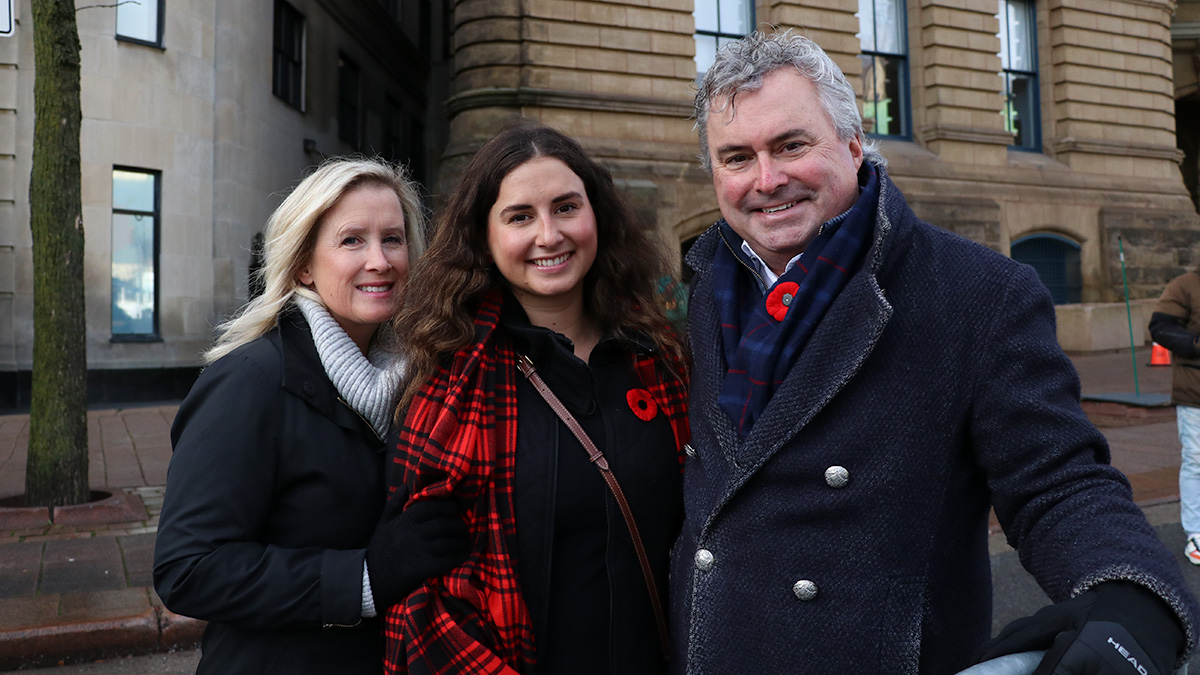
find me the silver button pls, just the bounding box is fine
[684,443,696,458]
[781,293,793,306]
[824,465,849,488]
[793,579,818,601]
[694,548,714,572]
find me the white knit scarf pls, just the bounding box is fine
[293,294,404,438]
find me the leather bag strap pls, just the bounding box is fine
[516,354,671,659]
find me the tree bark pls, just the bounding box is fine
[26,0,88,507]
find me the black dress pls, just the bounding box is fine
[501,297,683,675]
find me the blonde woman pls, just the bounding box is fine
[154,157,469,674]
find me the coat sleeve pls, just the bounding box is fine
[970,263,1199,652]
[152,347,366,630]
[1150,274,1200,357]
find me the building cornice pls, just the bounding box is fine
[1173,22,1200,41]
[1113,0,1176,11]
[918,124,1015,147]
[1051,136,1185,163]
[444,87,694,119]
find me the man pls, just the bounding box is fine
[674,30,1197,675]
[1150,269,1200,566]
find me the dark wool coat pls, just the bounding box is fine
[154,311,386,675]
[671,164,1199,675]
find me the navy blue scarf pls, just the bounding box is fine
[715,163,879,437]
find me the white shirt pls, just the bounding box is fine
[740,240,804,291]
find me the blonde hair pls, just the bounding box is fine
[205,156,427,364]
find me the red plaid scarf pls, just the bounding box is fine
[382,289,689,674]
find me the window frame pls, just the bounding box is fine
[115,0,165,48]
[273,0,306,111]
[858,0,912,140]
[998,0,1041,152]
[693,0,755,81]
[110,166,162,342]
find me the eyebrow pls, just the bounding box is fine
[497,191,584,217]
[714,128,809,157]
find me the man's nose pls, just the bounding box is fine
[756,155,788,193]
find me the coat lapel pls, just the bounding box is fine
[690,171,903,511]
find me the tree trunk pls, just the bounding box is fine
[25,0,88,507]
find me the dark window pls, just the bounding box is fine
[338,55,361,148]
[116,0,163,46]
[111,168,160,339]
[1011,234,1082,304]
[383,95,403,163]
[859,0,910,139]
[998,0,1040,150]
[273,0,304,110]
[693,0,753,80]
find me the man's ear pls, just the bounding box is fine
[848,134,864,171]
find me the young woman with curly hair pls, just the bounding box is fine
[380,120,690,675]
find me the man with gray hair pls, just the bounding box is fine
[675,30,1197,674]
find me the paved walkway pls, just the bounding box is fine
[0,347,1187,670]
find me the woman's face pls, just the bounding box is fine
[298,184,409,351]
[486,157,598,310]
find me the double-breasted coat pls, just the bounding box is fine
[154,311,386,674]
[671,164,1199,675]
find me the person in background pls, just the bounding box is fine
[675,30,1198,675]
[380,119,689,674]
[154,157,469,674]
[1150,267,1200,566]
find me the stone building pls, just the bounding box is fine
[0,0,446,406]
[0,0,1196,406]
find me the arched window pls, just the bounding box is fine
[1010,234,1082,304]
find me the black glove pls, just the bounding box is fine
[365,497,471,609]
[977,581,1185,675]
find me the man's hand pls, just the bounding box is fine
[977,582,1184,675]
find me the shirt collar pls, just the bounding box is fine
[739,240,802,289]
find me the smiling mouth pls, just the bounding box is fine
[532,252,572,267]
[357,283,393,293]
[759,201,798,214]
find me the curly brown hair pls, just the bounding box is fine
[395,119,686,410]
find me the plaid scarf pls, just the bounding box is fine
[716,163,878,437]
[383,289,689,674]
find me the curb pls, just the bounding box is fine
[0,589,204,671]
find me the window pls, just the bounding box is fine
[338,55,362,148]
[116,0,163,46]
[693,0,753,79]
[111,168,160,338]
[273,0,305,110]
[383,95,403,163]
[998,0,1040,150]
[1011,234,1081,304]
[377,0,400,22]
[858,0,910,138]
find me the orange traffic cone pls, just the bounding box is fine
[1150,342,1171,366]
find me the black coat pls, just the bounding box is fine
[153,311,387,674]
[673,165,1199,674]
[502,299,682,675]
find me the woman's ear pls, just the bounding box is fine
[297,267,313,286]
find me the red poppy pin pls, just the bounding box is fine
[765,281,800,321]
[626,388,658,422]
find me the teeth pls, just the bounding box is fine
[359,285,390,292]
[533,253,570,267]
[762,202,796,214]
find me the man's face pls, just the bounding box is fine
[706,68,864,275]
